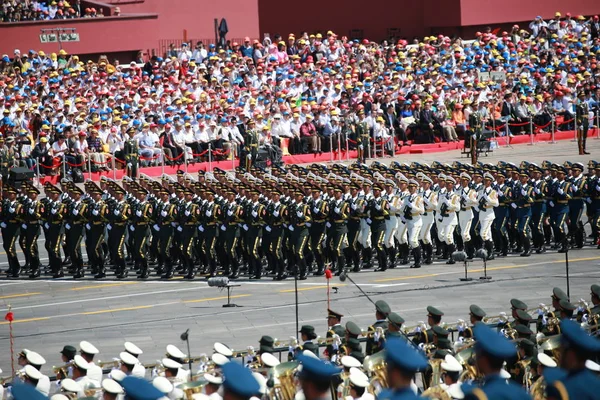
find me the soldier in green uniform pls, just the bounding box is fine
[355,110,369,163]
[366,300,390,355]
[180,187,200,279]
[326,309,345,361]
[460,304,486,339]
[268,190,288,281]
[575,91,590,155]
[107,184,130,279]
[44,184,66,278]
[245,119,259,170]
[156,188,178,279]
[307,186,329,276]
[85,183,108,279]
[530,164,548,254]
[345,184,363,272]
[567,162,587,248]
[22,185,43,279]
[246,189,266,279]
[201,189,222,278]
[346,338,365,363]
[412,306,444,346]
[298,325,319,357]
[123,128,140,180]
[221,190,243,279]
[131,187,153,279]
[369,184,389,272]
[65,185,87,278]
[289,189,311,280]
[329,185,350,275]
[386,312,406,338]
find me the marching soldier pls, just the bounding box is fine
[552,166,572,253]
[530,164,548,254]
[246,189,266,279]
[329,185,349,275]
[131,187,153,279]
[65,185,88,278]
[477,172,499,259]
[419,175,437,265]
[511,169,534,257]
[289,189,311,280]
[22,185,43,279]
[383,179,400,268]
[394,175,410,266]
[403,179,424,269]
[202,188,222,278]
[308,186,329,276]
[108,185,131,279]
[180,187,200,279]
[494,170,512,256]
[345,183,363,272]
[370,183,390,271]
[44,184,66,278]
[568,162,586,249]
[156,188,177,279]
[85,183,108,279]
[458,172,478,259]
[438,176,460,264]
[222,190,244,279]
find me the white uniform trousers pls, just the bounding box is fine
[407,216,423,249]
[478,208,496,241]
[395,217,408,244]
[384,215,398,248]
[458,209,474,242]
[358,219,371,248]
[439,213,458,245]
[419,212,435,245]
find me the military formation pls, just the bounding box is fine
[2,284,600,400]
[1,158,600,280]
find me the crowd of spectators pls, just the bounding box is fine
[0,0,108,23]
[1,11,600,176]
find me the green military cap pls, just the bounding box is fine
[388,312,405,327]
[515,324,533,336]
[27,185,40,195]
[345,321,362,337]
[469,305,486,319]
[516,309,532,323]
[518,338,535,353]
[427,306,444,317]
[3,184,17,195]
[591,284,600,298]
[70,185,84,196]
[299,325,316,335]
[375,300,391,316]
[347,338,361,351]
[552,287,568,302]
[327,309,343,320]
[432,325,449,338]
[510,299,528,310]
[559,299,576,312]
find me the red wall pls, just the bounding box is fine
[0,15,158,56]
[460,0,600,26]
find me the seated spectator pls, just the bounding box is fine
[87,129,108,171]
[138,124,162,166]
[300,115,320,154]
[452,104,467,138]
[73,131,89,171]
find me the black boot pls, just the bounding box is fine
[446,244,456,264]
[28,266,41,279]
[376,249,387,272]
[139,260,150,279]
[95,264,106,279]
[465,241,474,260]
[116,259,128,279]
[298,259,308,280]
[362,248,373,269]
[411,247,422,268]
[184,259,196,279]
[161,264,174,279]
[73,262,84,279]
[424,243,433,265]
[500,236,509,257]
[520,237,532,257]
[399,243,410,265]
[387,247,397,269]
[336,255,345,276]
[485,240,495,260]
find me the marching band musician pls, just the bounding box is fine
[123,342,146,379]
[438,176,460,264]
[297,353,340,400]
[459,305,487,340]
[439,354,464,400]
[101,376,124,400]
[378,338,428,400]
[346,369,373,400]
[326,309,346,362]
[386,312,406,338]
[79,341,103,383]
[72,354,100,393]
[337,356,362,399]
[458,172,478,260]
[366,300,390,355]
[298,325,319,357]
[204,373,224,400]
[527,353,557,399]
[419,174,437,265]
[477,172,499,259]
[412,306,445,346]
[403,179,424,269]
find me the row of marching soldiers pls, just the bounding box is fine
[1,158,600,280]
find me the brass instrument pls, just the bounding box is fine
[500,324,517,340]
[84,387,103,397]
[529,375,547,400]
[97,359,121,369]
[52,361,73,380]
[539,335,562,363]
[421,385,452,400]
[482,312,509,325]
[178,378,208,400]
[273,337,299,349]
[422,358,443,390]
[364,350,388,395]
[455,344,481,383]
[316,334,343,346]
[420,343,437,358]
[268,361,299,400]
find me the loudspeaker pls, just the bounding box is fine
[8,167,34,182]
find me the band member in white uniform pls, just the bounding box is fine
[394,174,410,265]
[403,179,424,268]
[418,174,437,265]
[477,172,499,260]
[383,179,400,268]
[434,173,447,259]
[438,176,460,264]
[358,181,373,268]
[457,172,478,259]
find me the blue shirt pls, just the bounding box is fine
[377,387,420,400]
[464,375,531,400]
[547,368,600,400]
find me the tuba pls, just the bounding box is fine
[268,361,299,400]
[177,377,209,400]
[422,358,443,391]
[421,385,452,400]
[529,376,547,400]
[364,350,388,395]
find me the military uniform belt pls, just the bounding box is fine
[184,223,196,226]
[92,221,104,225]
[114,222,126,226]
[314,219,327,223]
[334,220,346,224]
[520,204,531,208]
[8,220,18,223]
[534,200,545,203]
[460,207,472,211]
[373,216,385,220]
[206,222,217,226]
[557,200,568,204]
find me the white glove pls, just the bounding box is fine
[51,208,57,215]
[535,188,541,194]
[297,211,303,218]
[375,204,381,211]
[65,223,71,230]
[306,222,312,227]
[573,186,578,192]
[498,191,504,197]
[366,218,372,224]
[252,210,258,218]
[243,224,249,231]
[85,223,91,230]
[114,210,120,216]
[8,207,15,213]
[351,203,357,210]
[205,210,211,217]
[313,207,319,214]
[92,209,99,216]
[107,224,112,230]
[326,222,332,228]
[129,225,135,232]
[21,223,27,229]
[72,209,79,215]
[265,226,272,232]
[185,210,190,216]
[549,201,554,207]
[227,210,234,216]
[401,217,407,224]
[135,210,142,217]
[511,203,517,209]
[153,224,160,232]
[557,188,564,195]
[161,210,167,217]
[289,225,295,231]
[596,185,600,191]
[0,222,6,228]
[199,225,205,232]
[521,189,527,196]
[273,210,279,217]
[221,225,226,231]
[28,208,34,215]
[177,226,183,232]
[44,222,49,229]
[334,207,340,214]
[586,197,592,204]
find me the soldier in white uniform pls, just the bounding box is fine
[79,340,103,383]
[402,179,424,268]
[123,341,146,378]
[72,354,100,394]
[357,181,373,268]
[439,354,464,399]
[457,172,478,259]
[24,351,51,396]
[438,176,460,264]
[101,378,124,400]
[434,173,447,259]
[394,174,410,265]
[477,172,499,260]
[418,174,437,265]
[383,179,400,268]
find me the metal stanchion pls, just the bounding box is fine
[36,162,41,188]
[504,121,511,147]
[596,113,600,139]
[367,137,371,160]
[112,156,117,180]
[374,138,378,159]
[550,116,556,144]
[528,117,534,146]
[208,143,213,172]
[184,150,189,174]
[62,157,66,178]
[161,153,165,176]
[573,115,578,142]
[88,157,92,180]
[346,133,350,162]
[329,136,333,163]
[232,146,236,170]
[337,134,342,161]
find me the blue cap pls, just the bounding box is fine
[297,353,340,381]
[473,323,516,360]
[121,376,164,400]
[222,361,260,398]
[561,319,600,353]
[385,337,428,372]
[11,383,47,400]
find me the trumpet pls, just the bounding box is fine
[402,321,428,336]
[52,361,73,380]
[273,336,299,349]
[96,359,121,369]
[482,312,509,324]
[316,334,344,346]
